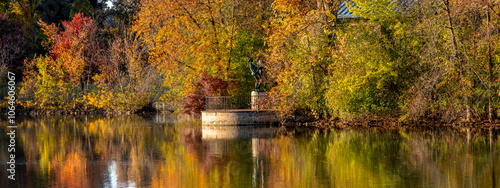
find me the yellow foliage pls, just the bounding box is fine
[133,0,240,97]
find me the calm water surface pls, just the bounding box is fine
[0,115,499,187]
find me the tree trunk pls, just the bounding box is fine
[487,9,495,122]
[443,0,471,121]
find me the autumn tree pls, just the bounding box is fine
[397,0,500,122]
[482,0,500,121]
[319,0,424,119]
[264,0,341,119]
[133,0,270,108]
[335,0,500,122]
[85,32,164,112]
[443,0,500,121]
[22,13,100,107]
[41,13,98,84]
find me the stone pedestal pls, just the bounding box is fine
[251,91,268,110]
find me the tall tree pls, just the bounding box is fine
[70,0,93,18]
[40,13,98,87]
[133,0,269,103]
[265,0,340,118]
[5,0,41,35]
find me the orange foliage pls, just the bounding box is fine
[133,0,246,96]
[40,13,97,83]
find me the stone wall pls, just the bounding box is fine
[202,110,278,126]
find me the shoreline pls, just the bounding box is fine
[3,107,500,129]
[282,119,500,129]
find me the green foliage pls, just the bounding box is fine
[265,0,337,119]
[325,0,500,121]
[228,29,266,109]
[70,0,93,18]
[326,18,419,118]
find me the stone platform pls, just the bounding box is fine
[201,109,278,126]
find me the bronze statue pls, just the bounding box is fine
[249,57,268,92]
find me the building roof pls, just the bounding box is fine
[337,1,360,19]
[337,0,412,19]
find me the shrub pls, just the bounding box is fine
[181,72,228,117]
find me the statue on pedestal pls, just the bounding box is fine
[249,57,268,92]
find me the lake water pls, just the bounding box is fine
[0,115,498,187]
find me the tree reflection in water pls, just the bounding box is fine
[0,116,499,187]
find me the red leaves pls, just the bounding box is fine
[41,13,97,82]
[198,72,229,97]
[52,13,96,55]
[181,72,228,117]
